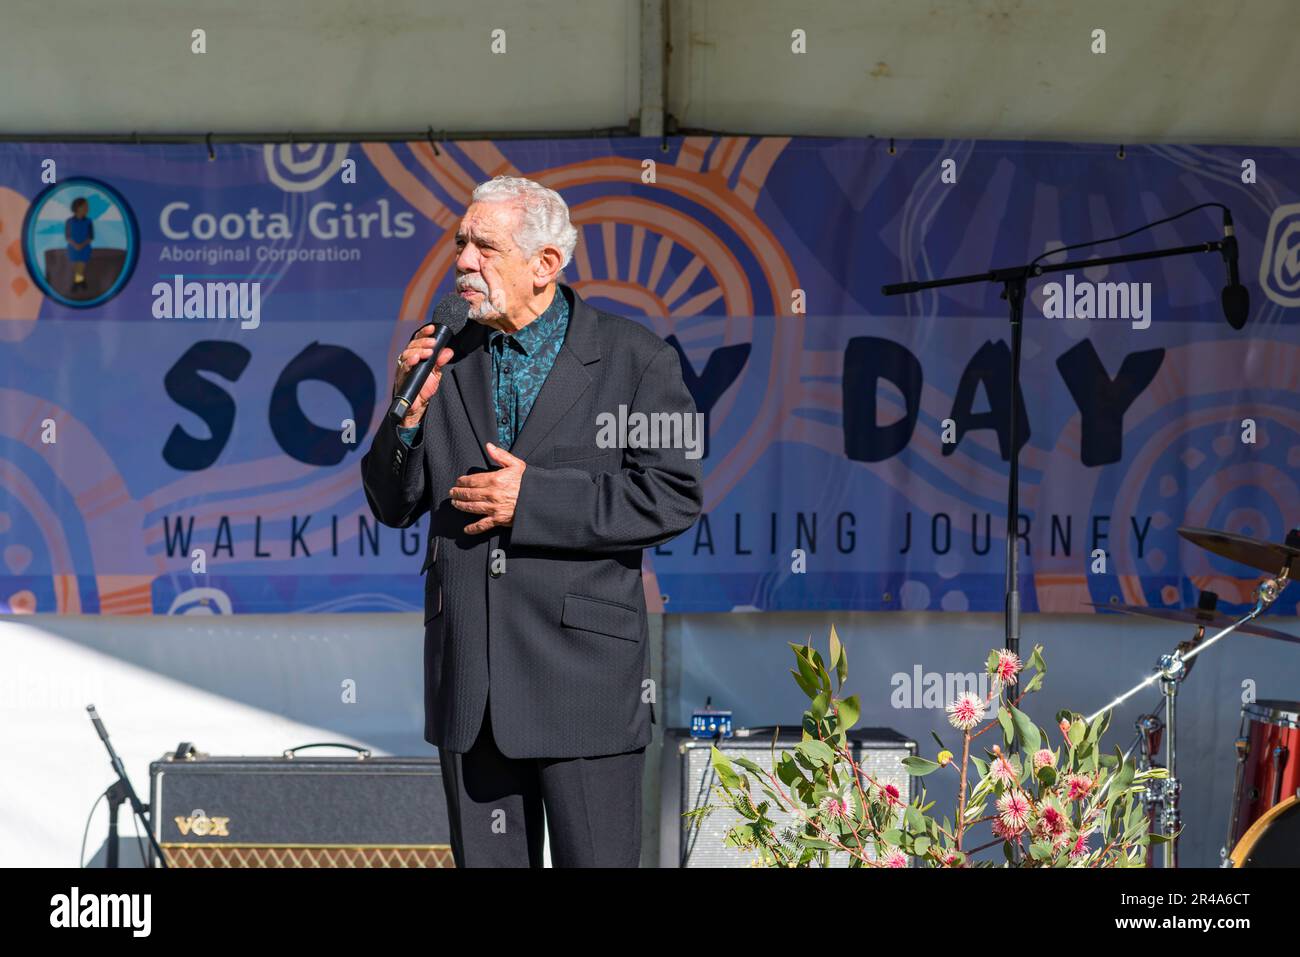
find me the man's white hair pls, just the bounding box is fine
[471,175,579,277]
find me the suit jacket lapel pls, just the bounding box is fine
[509,284,600,462]
[449,321,495,466]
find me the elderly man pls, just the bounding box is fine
[361,176,702,867]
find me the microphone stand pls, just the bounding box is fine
[882,232,1234,686]
[87,705,169,868]
[883,224,1234,866]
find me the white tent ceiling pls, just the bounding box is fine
[2,0,1296,145]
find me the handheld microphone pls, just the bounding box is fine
[1220,210,1249,330]
[389,293,471,420]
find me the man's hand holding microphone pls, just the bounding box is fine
[390,293,471,427]
[389,292,526,533]
[394,326,454,429]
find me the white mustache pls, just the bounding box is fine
[456,272,503,319]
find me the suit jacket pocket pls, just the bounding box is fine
[423,562,443,623]
[423,584,443,623]
[420,537,440,574]
[561,593,640,641]
[552,443,617,465]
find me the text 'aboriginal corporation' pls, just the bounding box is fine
[155,198,413,265]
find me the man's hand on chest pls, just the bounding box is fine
[449,441,528,535]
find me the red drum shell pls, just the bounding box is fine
[1230,699,1300,847]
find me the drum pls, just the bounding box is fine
[1226,700,1300,850]
[1230,796,1300,867]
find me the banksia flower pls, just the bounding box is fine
[991,818,1019,842]
[820,795,849,819]
[997,789,1031,833]
[1035,804,1070,847]
[989,754,1018,786]
[993,649,1022,684]
[876,782,903,807]
[946,692,986,731]
[881,847,908,868]
[1065,773,1094,801]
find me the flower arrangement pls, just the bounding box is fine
[689,627,1168,867]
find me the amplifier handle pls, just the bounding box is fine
[283,742,372,759]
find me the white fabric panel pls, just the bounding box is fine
[0,613,430,867]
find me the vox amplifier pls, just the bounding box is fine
[148,743,453,867]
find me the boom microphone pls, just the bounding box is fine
[1220,209,1249,330]
[389,292,471,420]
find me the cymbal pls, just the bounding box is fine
[1178,526,1300,576]
[1086,601,1300,644]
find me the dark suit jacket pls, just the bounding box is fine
[361,283,703,758]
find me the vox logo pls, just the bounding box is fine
[175,814,230,837]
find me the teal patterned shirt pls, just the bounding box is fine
[397,287,570,451]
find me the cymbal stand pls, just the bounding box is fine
[1086,572,1290,867]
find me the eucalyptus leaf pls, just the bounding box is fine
[811,691,829,722]
[710,747,742,790]
[790,668,818,699]
[796,739,836,767]
[1010,705,1041,752]
[901,756,942,776]
[733,756,766,776]
[998,707,1014,744]
[1068,719,1087,747]
[836,694,861,732]
[777,753,804,786]
[1082,749,1099,776]
[1113,757,1135,795]
[829,624,848,688]
[808,648,832,693]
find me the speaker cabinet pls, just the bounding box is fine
[661,726,916,868]
[149,749,453,867]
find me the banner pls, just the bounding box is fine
[1,138,1297,615]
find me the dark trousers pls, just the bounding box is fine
[439,700,646,867]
